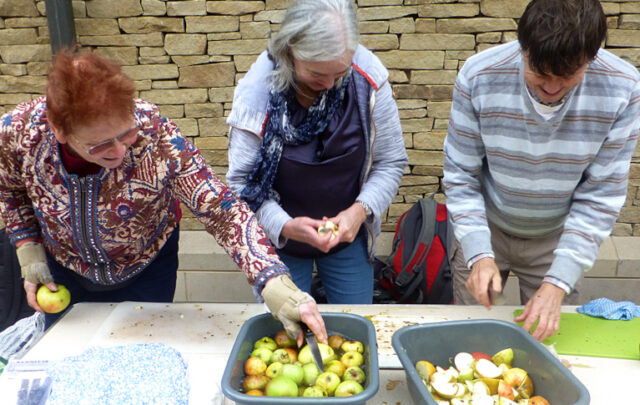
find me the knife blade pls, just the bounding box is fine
[301,322,324,372]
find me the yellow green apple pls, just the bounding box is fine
[36,284,70,314]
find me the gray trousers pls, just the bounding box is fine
[450,222,583,305]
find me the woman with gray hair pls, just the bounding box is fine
[227,0,408,304]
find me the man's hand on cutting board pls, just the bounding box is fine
[515,282,566,341]
[261,275,328,345]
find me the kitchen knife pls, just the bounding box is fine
[301,322,324,372]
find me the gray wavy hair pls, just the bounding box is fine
[267,0,359,92]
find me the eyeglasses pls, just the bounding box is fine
[85,126,140,156]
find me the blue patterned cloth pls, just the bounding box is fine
[577,298,640,320]
[241,71,352,211]
[46,343,189,405]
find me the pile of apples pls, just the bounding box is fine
[241,329,367,397]
[415,348,551,405]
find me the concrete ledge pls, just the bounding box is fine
[176,231,640,304]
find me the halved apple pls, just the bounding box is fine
[498,379,515,400]
[454,352,475,372]
[431,380,460,399]
[492,348,514,367]
[474,358,503,379]
[503,367,528,387]
[416,360,436,381]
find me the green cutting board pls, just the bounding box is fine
[514,310,640,360]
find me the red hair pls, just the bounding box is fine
[46,50,136,135]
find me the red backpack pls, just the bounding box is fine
[374,195,454,304]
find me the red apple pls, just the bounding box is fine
[244,356,267,375]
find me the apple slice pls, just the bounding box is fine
[498,397,519,405]
[492,348,514,367]
[454,352,475,372]
[472,380,491,396]
[471,394,495,405]
[498,379,515,400]
[431,380,460,399]
[474,358,503,379]
[416,360,436,381]
[430,370,456,384]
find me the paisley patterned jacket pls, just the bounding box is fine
[0,97,288,291]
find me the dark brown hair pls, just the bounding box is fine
[518,0,606,76]
[46,49,136,135]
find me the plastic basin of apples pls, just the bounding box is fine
[221,312,379,405]
[391,319,590,405]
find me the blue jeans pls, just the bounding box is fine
[278,234,373,304]
[44,227,179,329]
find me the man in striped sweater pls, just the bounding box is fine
[443,0,640,341]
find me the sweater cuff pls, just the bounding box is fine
[254,265,290,294]
[459,230,493,263]
[545,255,584,289]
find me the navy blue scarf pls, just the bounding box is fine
[241,72,352,211]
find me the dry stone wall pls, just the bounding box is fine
[2,0,640,235]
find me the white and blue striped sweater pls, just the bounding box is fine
[443,41,640,288]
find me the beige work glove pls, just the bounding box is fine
[16,242,53,285]
[261,275,314,339]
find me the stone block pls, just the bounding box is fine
[140,88,208,104]
[118,17,184,33]
[444,59,458,70]
[185,16,238,33]
[171,55,213,67]
[394,84,452,100]
[265,0,289,9]
[198,117,230,137]
[413,130,447,150]
[580,278,640,305]
[400,175,439,186]
[158,104,185,119]
[79,32,163,47]
[239,21,270,39]
[151,79,177,88]
[615,47,640,67]
[410,69,457,84]
[72,1,86,17]
[400,118,434,133]
[122,64,178,80]
[164,34,207,55]
[74,18,120,36]
[166,0,206,16]
[602,2,621,15]
[208,39,268,55]
[86,0,142,17]
[0,93,32,105]
[0,0,39,17]
[359,21,389,34]
[178,62,236,88]
[419,3,479,18]
[480,0,529,18]
[426,101,452,118]
[376,50,444,69]
[182,271,254,302]
[209,87,235,102]
[389,17,415,34]
[0,64,27,76]
[413,165,444,176]
[388,69,409,83]
[140,47,167,57]
[360,34,399,50]
[206,32,241,41]
[608,16,619,29]
[172,118,199,136]
[26,61,50,76]
[407,149,444,166]
[0,44,50,63]
[437,18,517,33]
[94,47,139,65]
[620,14,640,30]
[615,236,640,277]
[0,28,37,45]
[401,33,475,50]
[607,30,640,47]
[141,0,166,16]
[434,118,449,129]
[254,10,286,23]
[588,237,618,277]
[134,79,152,90]
[359,6,419,21]
[621,2,640,13]
[398,184,440,195]
[0,75,46,93]
[233,54,259,72]
[476,32,501,43]
[185,103,223,118]
[415,18,436,33]
[399,108,427,119]
[206,1,265,15]
[396,99,427,109]
[200,149,228,165]
[358,0,403,5]
[4,17,47,28]
[194,136,228,149]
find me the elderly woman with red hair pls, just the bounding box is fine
[0,50,326,342]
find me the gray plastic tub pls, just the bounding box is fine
[392,319,590,405]
[221,312,379,404]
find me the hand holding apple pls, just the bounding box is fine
[36,283,70,314]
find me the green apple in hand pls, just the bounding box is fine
[36,284,70,313]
